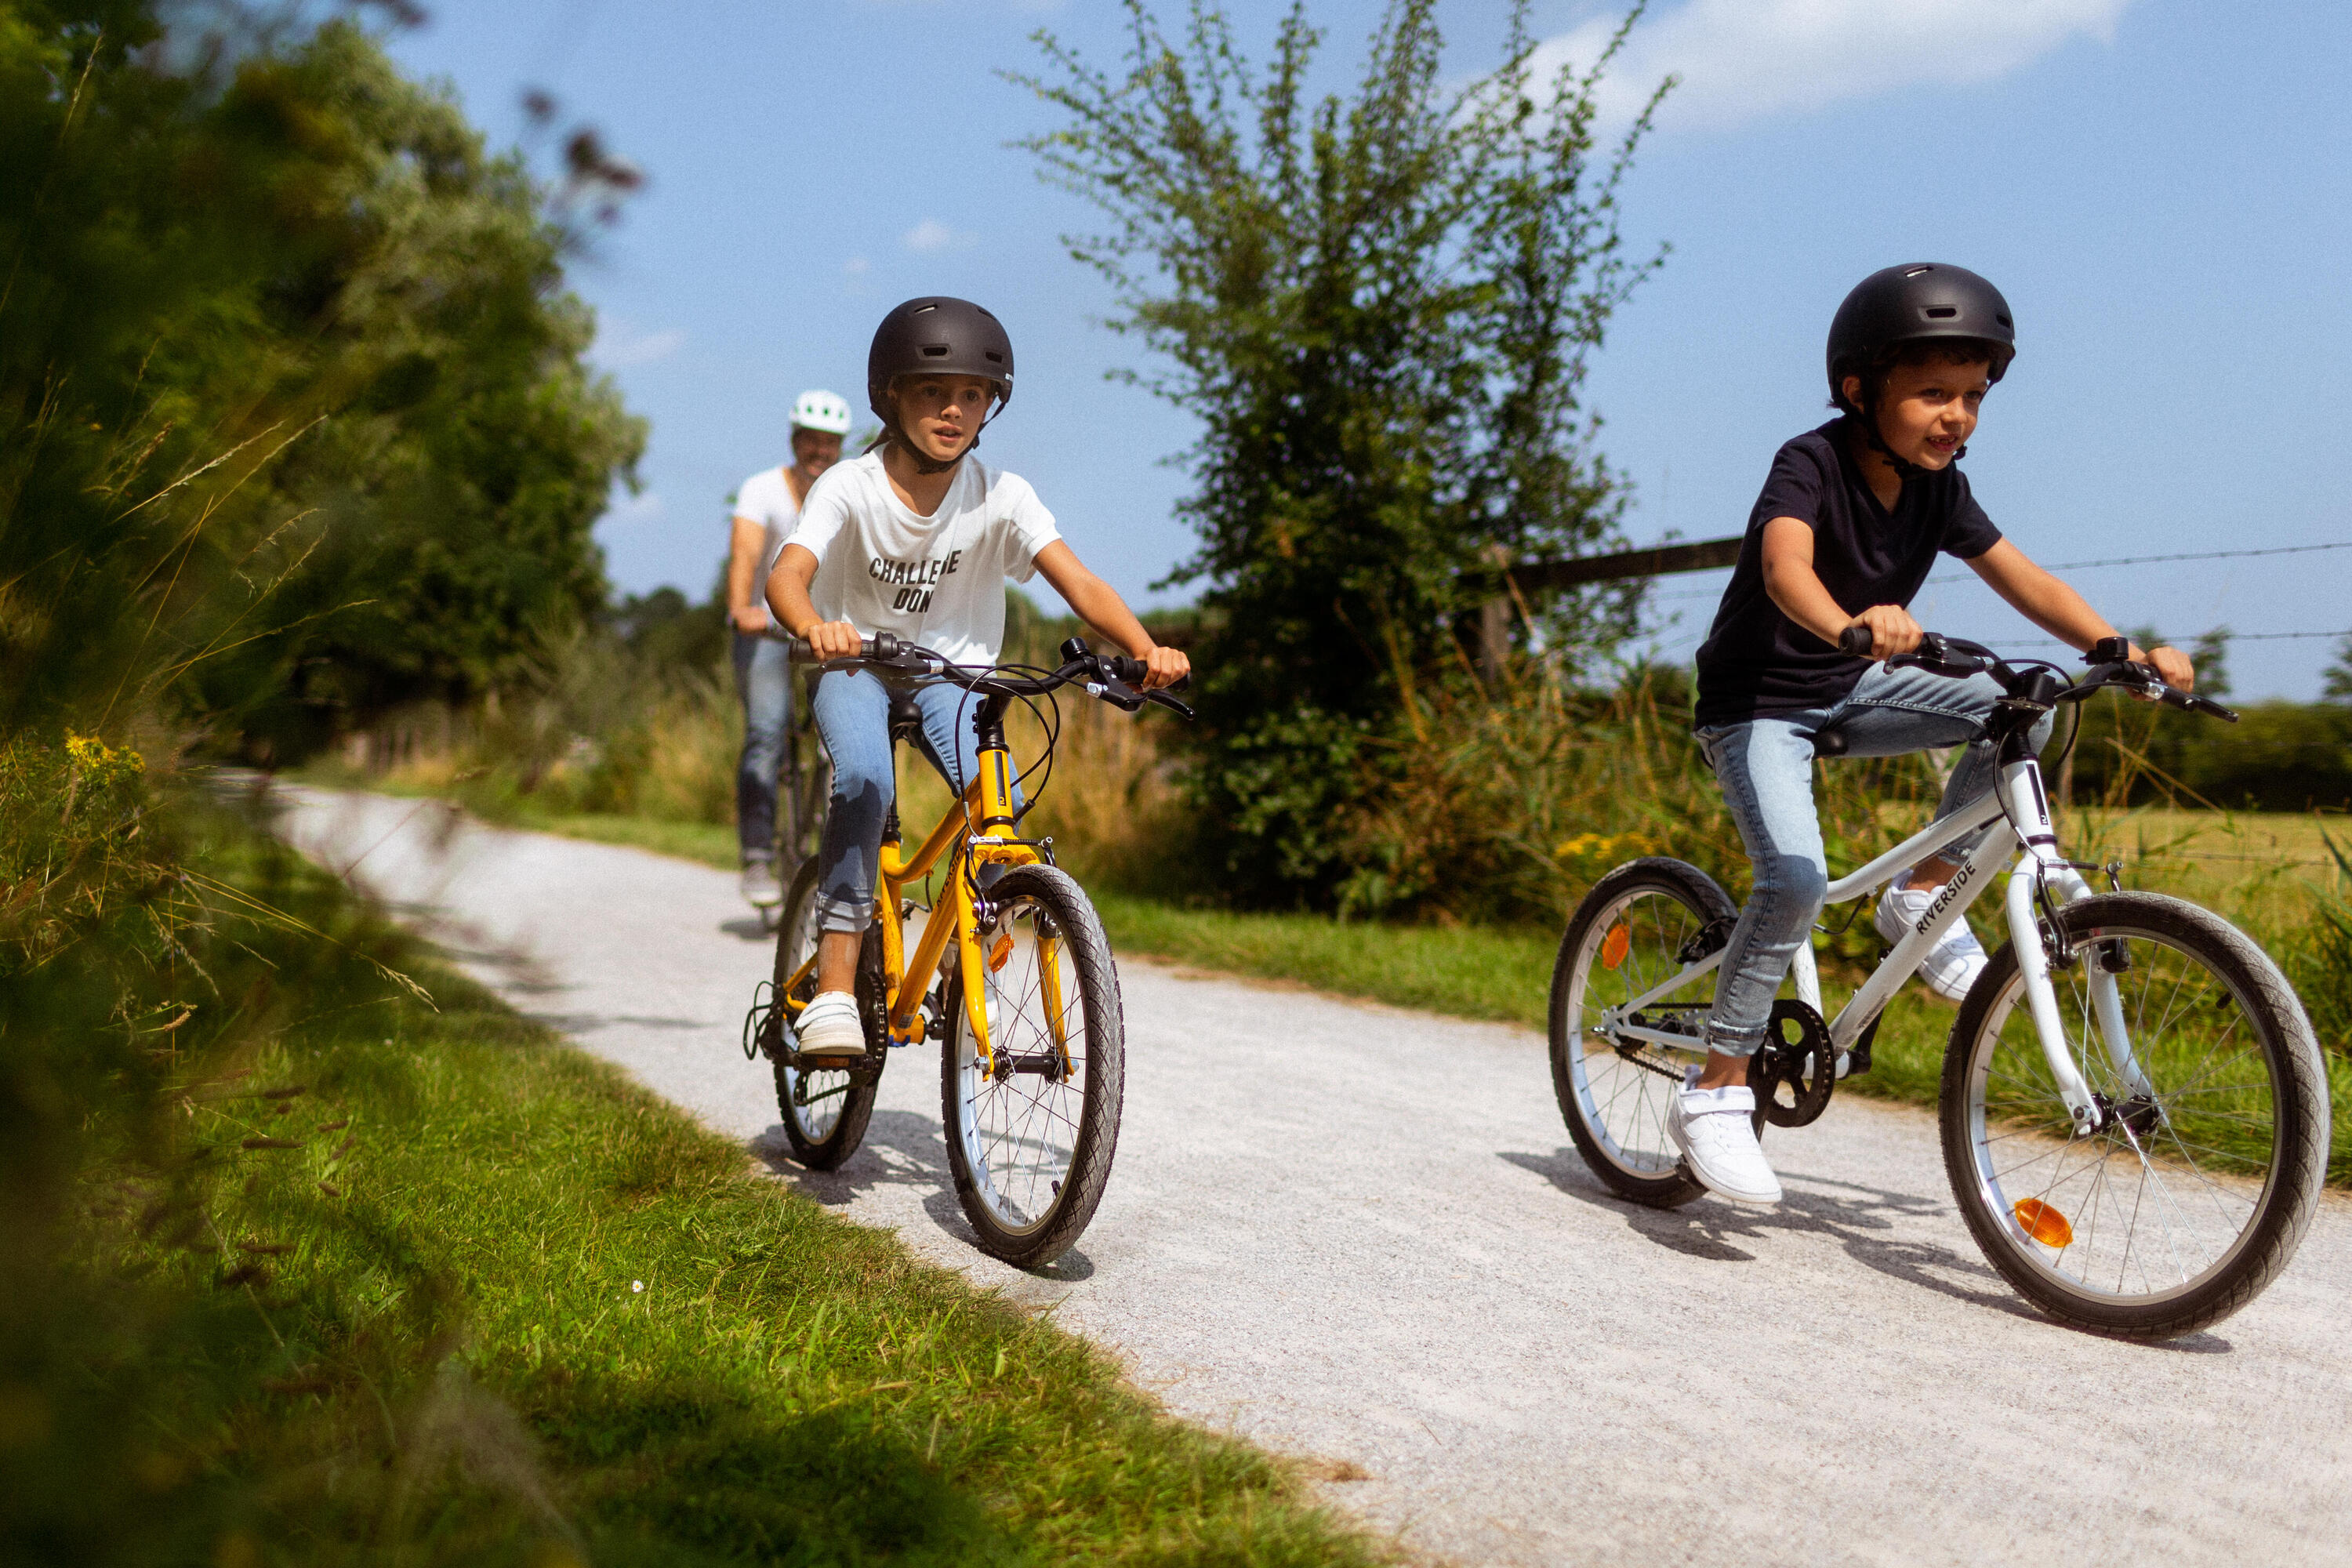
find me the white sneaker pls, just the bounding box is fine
[740,858,782,908]
[793,991,866,1058]
[1668,1084,1783,1204]
[1875,882,1988,1002]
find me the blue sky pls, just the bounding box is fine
[387,0,2351,699]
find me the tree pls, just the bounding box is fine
[1014,0,1665,902]
[0,4,643,759]
[2323,634,2352,706]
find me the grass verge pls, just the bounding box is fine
[23,818,1385,1566]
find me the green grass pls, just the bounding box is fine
[1090,893,1557,1029]
[521,811,739,868]
[27,830,1385,1566]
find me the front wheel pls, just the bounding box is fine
[770,858,880,1171]
[1549,858,1737,1209]
[1941,891,2328,1339]
[940,865,1126,1267]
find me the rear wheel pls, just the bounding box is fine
[771,858,880,1170]
[1549,858,1736,1208]
[1941,892,2328,1338]
[941,865,1125,1267]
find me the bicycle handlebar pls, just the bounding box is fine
[787,633,1196,718]
[1842,626,2236,723]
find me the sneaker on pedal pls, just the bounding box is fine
[1668,1083,1782,1205]
[740,856,782,909]
[794,991,866,1058]
[1875,883,1988,1002]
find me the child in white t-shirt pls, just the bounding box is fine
[765,296,1188,1057]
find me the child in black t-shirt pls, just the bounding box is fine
[1672,263,2196,1207]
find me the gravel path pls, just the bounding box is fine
[273,786,2352,1567]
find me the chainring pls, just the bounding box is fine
[1751,999,1835,1131]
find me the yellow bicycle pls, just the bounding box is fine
[745,633,1191,1265]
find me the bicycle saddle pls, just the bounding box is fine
[1812,724,1849,759]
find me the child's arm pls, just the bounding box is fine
[765,544,862,660]
[1033,542,1190,690]
[1761,517,1928,657]
[1964,540,2194,689]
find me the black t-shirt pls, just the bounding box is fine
[1692,419,2002,728]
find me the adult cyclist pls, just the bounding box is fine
[728,390,853,909]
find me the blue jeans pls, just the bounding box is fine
[810,670,990,934]
[733,630,793,862]
[1693,664,2053,1057]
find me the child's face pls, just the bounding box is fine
[891,375,999,463]
[1846,356,1991,471]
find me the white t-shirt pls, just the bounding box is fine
[731,466,803,623]
[785,452,1062,668]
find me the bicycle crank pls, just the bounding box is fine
[1751,999,1835,1131]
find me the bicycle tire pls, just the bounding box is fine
[771,858,881,1171]
[1940,891,2328,1339]
[940,864,1125,1267]
[1550,858,1736,1208]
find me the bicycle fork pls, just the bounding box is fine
[1995,756,2151,1134]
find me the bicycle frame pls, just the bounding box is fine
[1596,744,2143,1135]
[774,695,1051,1073]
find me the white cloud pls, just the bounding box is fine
[902,217,975,252]
[1536,0,2131,133]
[601,489,665,527]
[842,256,870,274]
[588,321,684,368]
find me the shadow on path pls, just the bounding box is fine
[1501,1145,2229,1353]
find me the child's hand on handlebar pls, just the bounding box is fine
[1843,605,1924,661]
[803,620,863,661]
[2140,644,2195,692]
[1137,645,1190,691]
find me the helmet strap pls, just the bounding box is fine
[1846,402,1936,486]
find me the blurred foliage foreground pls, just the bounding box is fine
[0,752,1378,1565]
[0,2,642,764]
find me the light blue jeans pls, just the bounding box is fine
[809,670,990,934]
[1693,664,2052,1056]
[732,630,792,862]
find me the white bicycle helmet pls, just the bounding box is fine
[789,389,853,436]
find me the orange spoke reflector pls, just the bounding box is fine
[1599,924,1631,970]
[2013,1198,2074,1248]
[989,935,1014,972]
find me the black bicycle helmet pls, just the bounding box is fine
[1826,262,2015,414]
[866,296,1014,471]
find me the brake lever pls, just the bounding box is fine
[2172,688,2240,723]
[1084,673,1147,713]
[1143,689,1196,719]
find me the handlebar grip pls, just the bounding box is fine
[1107,655,1190,692]
[1838,625,1875,658]
[790,632,904,663]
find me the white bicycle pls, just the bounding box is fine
[1550,632,2331,1339]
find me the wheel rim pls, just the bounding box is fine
[953,894,1089,1236]
[780,891,850,1144]
[1960,924,2283,1309]
[1563,885,1714,1181]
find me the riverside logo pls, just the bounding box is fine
[868,549,963,614]
[1918,860,1978,936]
